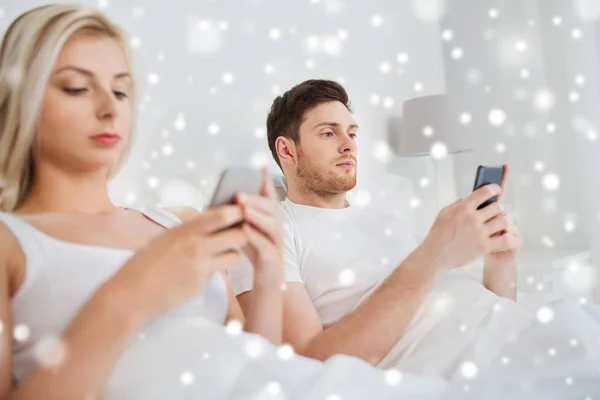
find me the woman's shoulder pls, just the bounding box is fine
[0,217,25,296]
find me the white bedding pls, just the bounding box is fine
[104,298,600,399]
[105,318,448,399]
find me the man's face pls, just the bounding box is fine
[294,101,358,195]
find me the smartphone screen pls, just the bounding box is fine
[473,166,504,210]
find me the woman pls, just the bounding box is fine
[0,4,288,398]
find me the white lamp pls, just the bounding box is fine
[397,94,475,209]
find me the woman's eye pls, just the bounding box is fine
[63,87,87,95]
[113,91,128,99]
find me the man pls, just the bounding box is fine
[229,80,598,380]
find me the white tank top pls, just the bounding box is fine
[0,209,229,383]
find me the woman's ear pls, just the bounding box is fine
[275,136,296,167]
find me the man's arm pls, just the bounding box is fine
[281,244,441,365]
[483,260,517,300]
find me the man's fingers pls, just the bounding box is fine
[485,214,513,236]
[243,223,275,253]
[498,164,509,203]
[466,184,502,209]
[260,166,279,201]
[478,202,504,223]
[243,207,281,247]
[238,193,277,216]
[489,231,522,252]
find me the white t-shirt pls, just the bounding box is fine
[228,198,533,377]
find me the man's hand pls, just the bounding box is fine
[482,164,523,299]
[483,165,524,266]
[422,182,513,274]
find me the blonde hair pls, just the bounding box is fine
[0,4,136,212]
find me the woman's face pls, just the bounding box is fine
[37,31,132,175]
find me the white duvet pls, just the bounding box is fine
[104,273,600,399]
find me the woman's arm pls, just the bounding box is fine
[4,270,144,400]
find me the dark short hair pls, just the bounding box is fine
[266,79,352,169]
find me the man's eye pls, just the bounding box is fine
[322,132,333,137]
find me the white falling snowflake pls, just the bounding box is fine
[371,14,383,27]
[382,97,395,109]
[147,73,160,85]
[451,47,464,59]
[459,113,472,125]
[208,122,220,136]
[181,372,194,386]
[385,368,403,386]
[431,142,448,159]
[130,37,142,49]
[460,361,478,379]
[488,109,506,126]
[339,269,356,286]
[267,381,281,395]
[397,52,409,64]
[542,236,555,248]
[277,344,295,360]
[222,72,234,85]
[269,28,281,40]
[441,29,453,41]
[536,306,554,323]
[226,320,243,336]
[514,40,528,52]
[542,173,560,191]
[148,176,160,189]
[533,89,555,112]
[244,338,265,358]
[13,324,31,342]
[174,113,186,131]
[353,190,371,207]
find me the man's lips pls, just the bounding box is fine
[336,161,356,168]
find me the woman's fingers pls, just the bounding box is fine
[203,226,248,254]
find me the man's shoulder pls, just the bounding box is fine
[276,200,295,223]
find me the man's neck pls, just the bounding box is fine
[286,186,349,209]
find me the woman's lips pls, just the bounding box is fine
[91,133,120,146]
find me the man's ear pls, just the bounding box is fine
[275,136,297,167]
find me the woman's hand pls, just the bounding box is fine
[110,204,249,323]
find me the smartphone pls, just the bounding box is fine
[209,167,264,208]
[472,165,504,210]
